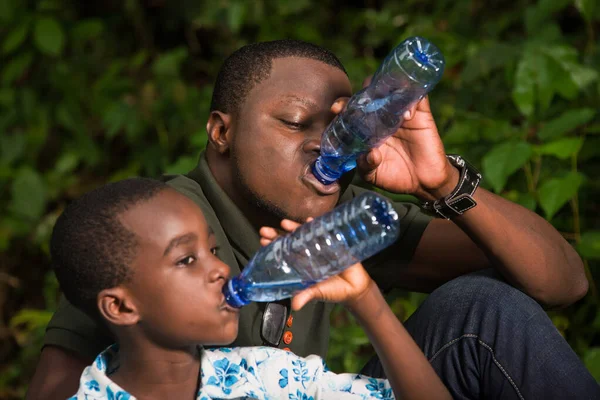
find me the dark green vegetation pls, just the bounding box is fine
[0,1,598,397]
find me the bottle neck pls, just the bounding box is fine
[311,157,342,185]
[223,277,249,308]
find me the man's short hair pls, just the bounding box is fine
[50,178,168,318]
[210,39,347,115]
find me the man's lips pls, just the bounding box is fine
[301,163,341,195]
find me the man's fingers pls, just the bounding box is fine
[357,148,382,172]
[331,97,350,115]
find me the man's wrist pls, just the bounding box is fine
[421,155,482,219]
[427,162,461,200]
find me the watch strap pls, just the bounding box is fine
[422,155,482,219]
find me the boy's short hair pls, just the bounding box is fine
[50,177,168,318]
[210,39,347,116]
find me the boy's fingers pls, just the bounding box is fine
[280,220,300,231]
[259,226,279,239]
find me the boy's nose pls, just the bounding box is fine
[209,260,231,282]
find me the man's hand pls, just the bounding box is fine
[259,219,373,311]
[356,96,459,202]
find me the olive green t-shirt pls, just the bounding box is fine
[43,152,432,360]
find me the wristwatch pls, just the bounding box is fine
[421,154,482,219]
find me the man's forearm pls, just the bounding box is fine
[451,186,587,308]
[26,346,90,400]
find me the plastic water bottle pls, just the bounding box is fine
[223,192,400,308]
[312,36,445,185]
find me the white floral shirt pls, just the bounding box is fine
[69,345,394,399]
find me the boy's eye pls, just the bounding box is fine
[176,255,196,266]
[210,247,218,255]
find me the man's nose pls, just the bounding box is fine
[302,135,321,155]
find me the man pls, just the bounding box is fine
[28,40,597,399]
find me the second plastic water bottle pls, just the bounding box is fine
[312,36,445,185]
[223,192,400,308]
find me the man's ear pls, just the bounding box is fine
[206,111,232,155]
[98,287,140,327]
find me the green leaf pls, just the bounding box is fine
[442,120,480,145]
[227,1,246,33]
[0,0,14,21]
[33,16,65,56]
[537,109,596,141]
[0,134,26,165]
[2,21,30,54]
[512,53,536,117]
[461,43,518,83]
[583,348,600,382]
[1,52,33,84]
[517,192,537,211]
[9,167,47,220]
[152,47,188,77]
[71,19,104,42]
[578,231,600,261]
[0,87,15,106]
[575,0,597,23]
[482,141,533,193]
[165,156,198,174]
[536,137,584,159]
[538,172,583,220]
[542,45,598,90]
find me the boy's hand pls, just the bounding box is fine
[259,219,374,311]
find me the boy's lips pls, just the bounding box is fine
[220,296,241,313]
[301,163,341,195]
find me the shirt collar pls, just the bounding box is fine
[186,151,260,262]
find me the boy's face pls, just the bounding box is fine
[118,188,239,347]
[228,57,353,222]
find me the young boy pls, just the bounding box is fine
[51,177,450,399]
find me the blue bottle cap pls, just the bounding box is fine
[223,278,248,308]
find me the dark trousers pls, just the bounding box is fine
[360,269,600,399]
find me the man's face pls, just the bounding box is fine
[119,189,239,348]
[229,57,353,222]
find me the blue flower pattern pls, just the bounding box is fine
[85,379,100,391]
[289,389,314,400]
[291,359,310,389]
[71,345,394,399]
[366,377,394,399]
[206,358,241,394]
[279,368,289,388]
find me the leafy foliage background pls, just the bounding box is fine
[1,0,599,397]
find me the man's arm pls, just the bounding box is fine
[27,296,114,400]
[406,184,588,309]
[26,346,91,400]
[356,96,587,309]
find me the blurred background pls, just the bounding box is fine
[0,0,599,397]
